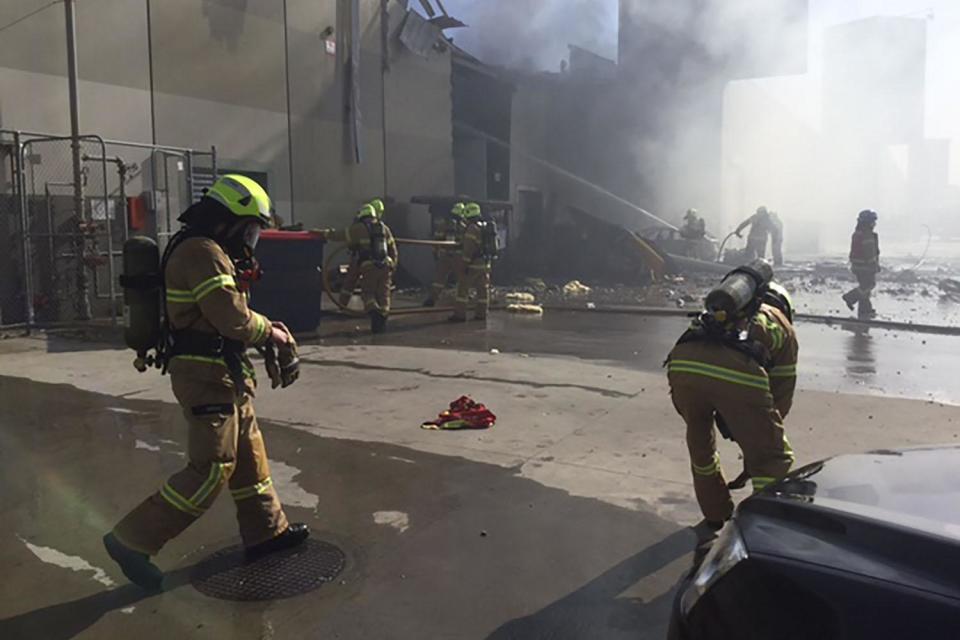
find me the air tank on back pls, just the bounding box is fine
[120,236,161,361]
[705,259,774,319]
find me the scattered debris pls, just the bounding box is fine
[489,348,500,355]
[562,280,592,296]
[506,303,544,314]
[586,302,597,309]
[523,277,547,291]
[504,292,536,304]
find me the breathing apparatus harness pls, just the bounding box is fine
[672,260,776,370]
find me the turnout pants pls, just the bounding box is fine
[359,260,392,315]
[745,234,768,260]
[112,372,288,555]
[430,251,459,303]
[667,341,794,523]
[338,259,361,308]
[845,268,876,316]
[453,261,491,319]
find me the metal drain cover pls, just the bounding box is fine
[190,539,345,601]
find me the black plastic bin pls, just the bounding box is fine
[252,230,324,334]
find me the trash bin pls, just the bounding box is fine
[252,230,323,334]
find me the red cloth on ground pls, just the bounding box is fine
[421,395,496,430]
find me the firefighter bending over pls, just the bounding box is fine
[665,259,797,539]
[424,202,465,307]
[105,175,308,590]
[317,198,398,333]
[450,202,498,322]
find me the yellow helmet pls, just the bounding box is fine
[205,174,272,227]
[356,203,377,220]
[451,202,465,217]
[463,202,482,219]
[368,198,385,217]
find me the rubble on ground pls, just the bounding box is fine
[506,303,544,314]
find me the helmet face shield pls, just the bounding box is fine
[243,221,261,253]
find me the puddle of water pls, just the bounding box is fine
[134,440,161,452]
[269,460,320,510]
[373,511,410,533]
[18,536,115,587]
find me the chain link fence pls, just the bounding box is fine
[0,130,216,329]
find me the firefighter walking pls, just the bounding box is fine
[318,199,398,333]
[424,202,465,307]
[105,175,308,590]
[842,209,880,319]
[665,260,797,535]
[450,202,495,322]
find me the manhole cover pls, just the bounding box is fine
[190,539,345,601]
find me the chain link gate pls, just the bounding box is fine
[19,136,112,324]
[0,130,217,330]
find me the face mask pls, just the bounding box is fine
[242,222,261,255]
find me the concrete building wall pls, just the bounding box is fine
[0,0,453,236]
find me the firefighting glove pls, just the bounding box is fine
[258,342,283,389]
[276,338,300,388]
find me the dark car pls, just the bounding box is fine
[669,446,960,640]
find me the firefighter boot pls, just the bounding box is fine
[841,289,859,311]
[370,311,388,334]
[246,522,310,560]
[103,532,164,591]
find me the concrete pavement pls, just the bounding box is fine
[1,310,958,638]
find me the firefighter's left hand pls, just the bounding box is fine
[277,339,300,388]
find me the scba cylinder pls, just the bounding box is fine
[121,236,161,356]
[705,259,773,319]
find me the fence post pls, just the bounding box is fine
[16,134,35,329]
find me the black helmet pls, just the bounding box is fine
[857,209,878,224]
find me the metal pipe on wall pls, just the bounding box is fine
[64,0,91,320]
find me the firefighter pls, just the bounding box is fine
[770,210,784,266]
[450,202,492,322]
[318,202,398,333]
[424,202,465,307]
[735,206,773,260]
[842,209,880,319]
[104,175,308,590]
[665,260,797,536]
[680,208,706,240]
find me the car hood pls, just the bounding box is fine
[769,445,960,541]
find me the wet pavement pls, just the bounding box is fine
[0,374,690,639]
[315,309,960,404]
[2,305,959,639]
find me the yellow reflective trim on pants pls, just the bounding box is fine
[161,483,203,517]
[668,360,769,391]
[692,452,721,476]
[770,364,796,377]
[231,476,273,501]
[193,274,237,302]
[751,476,776,492]
[189,462,227,508]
